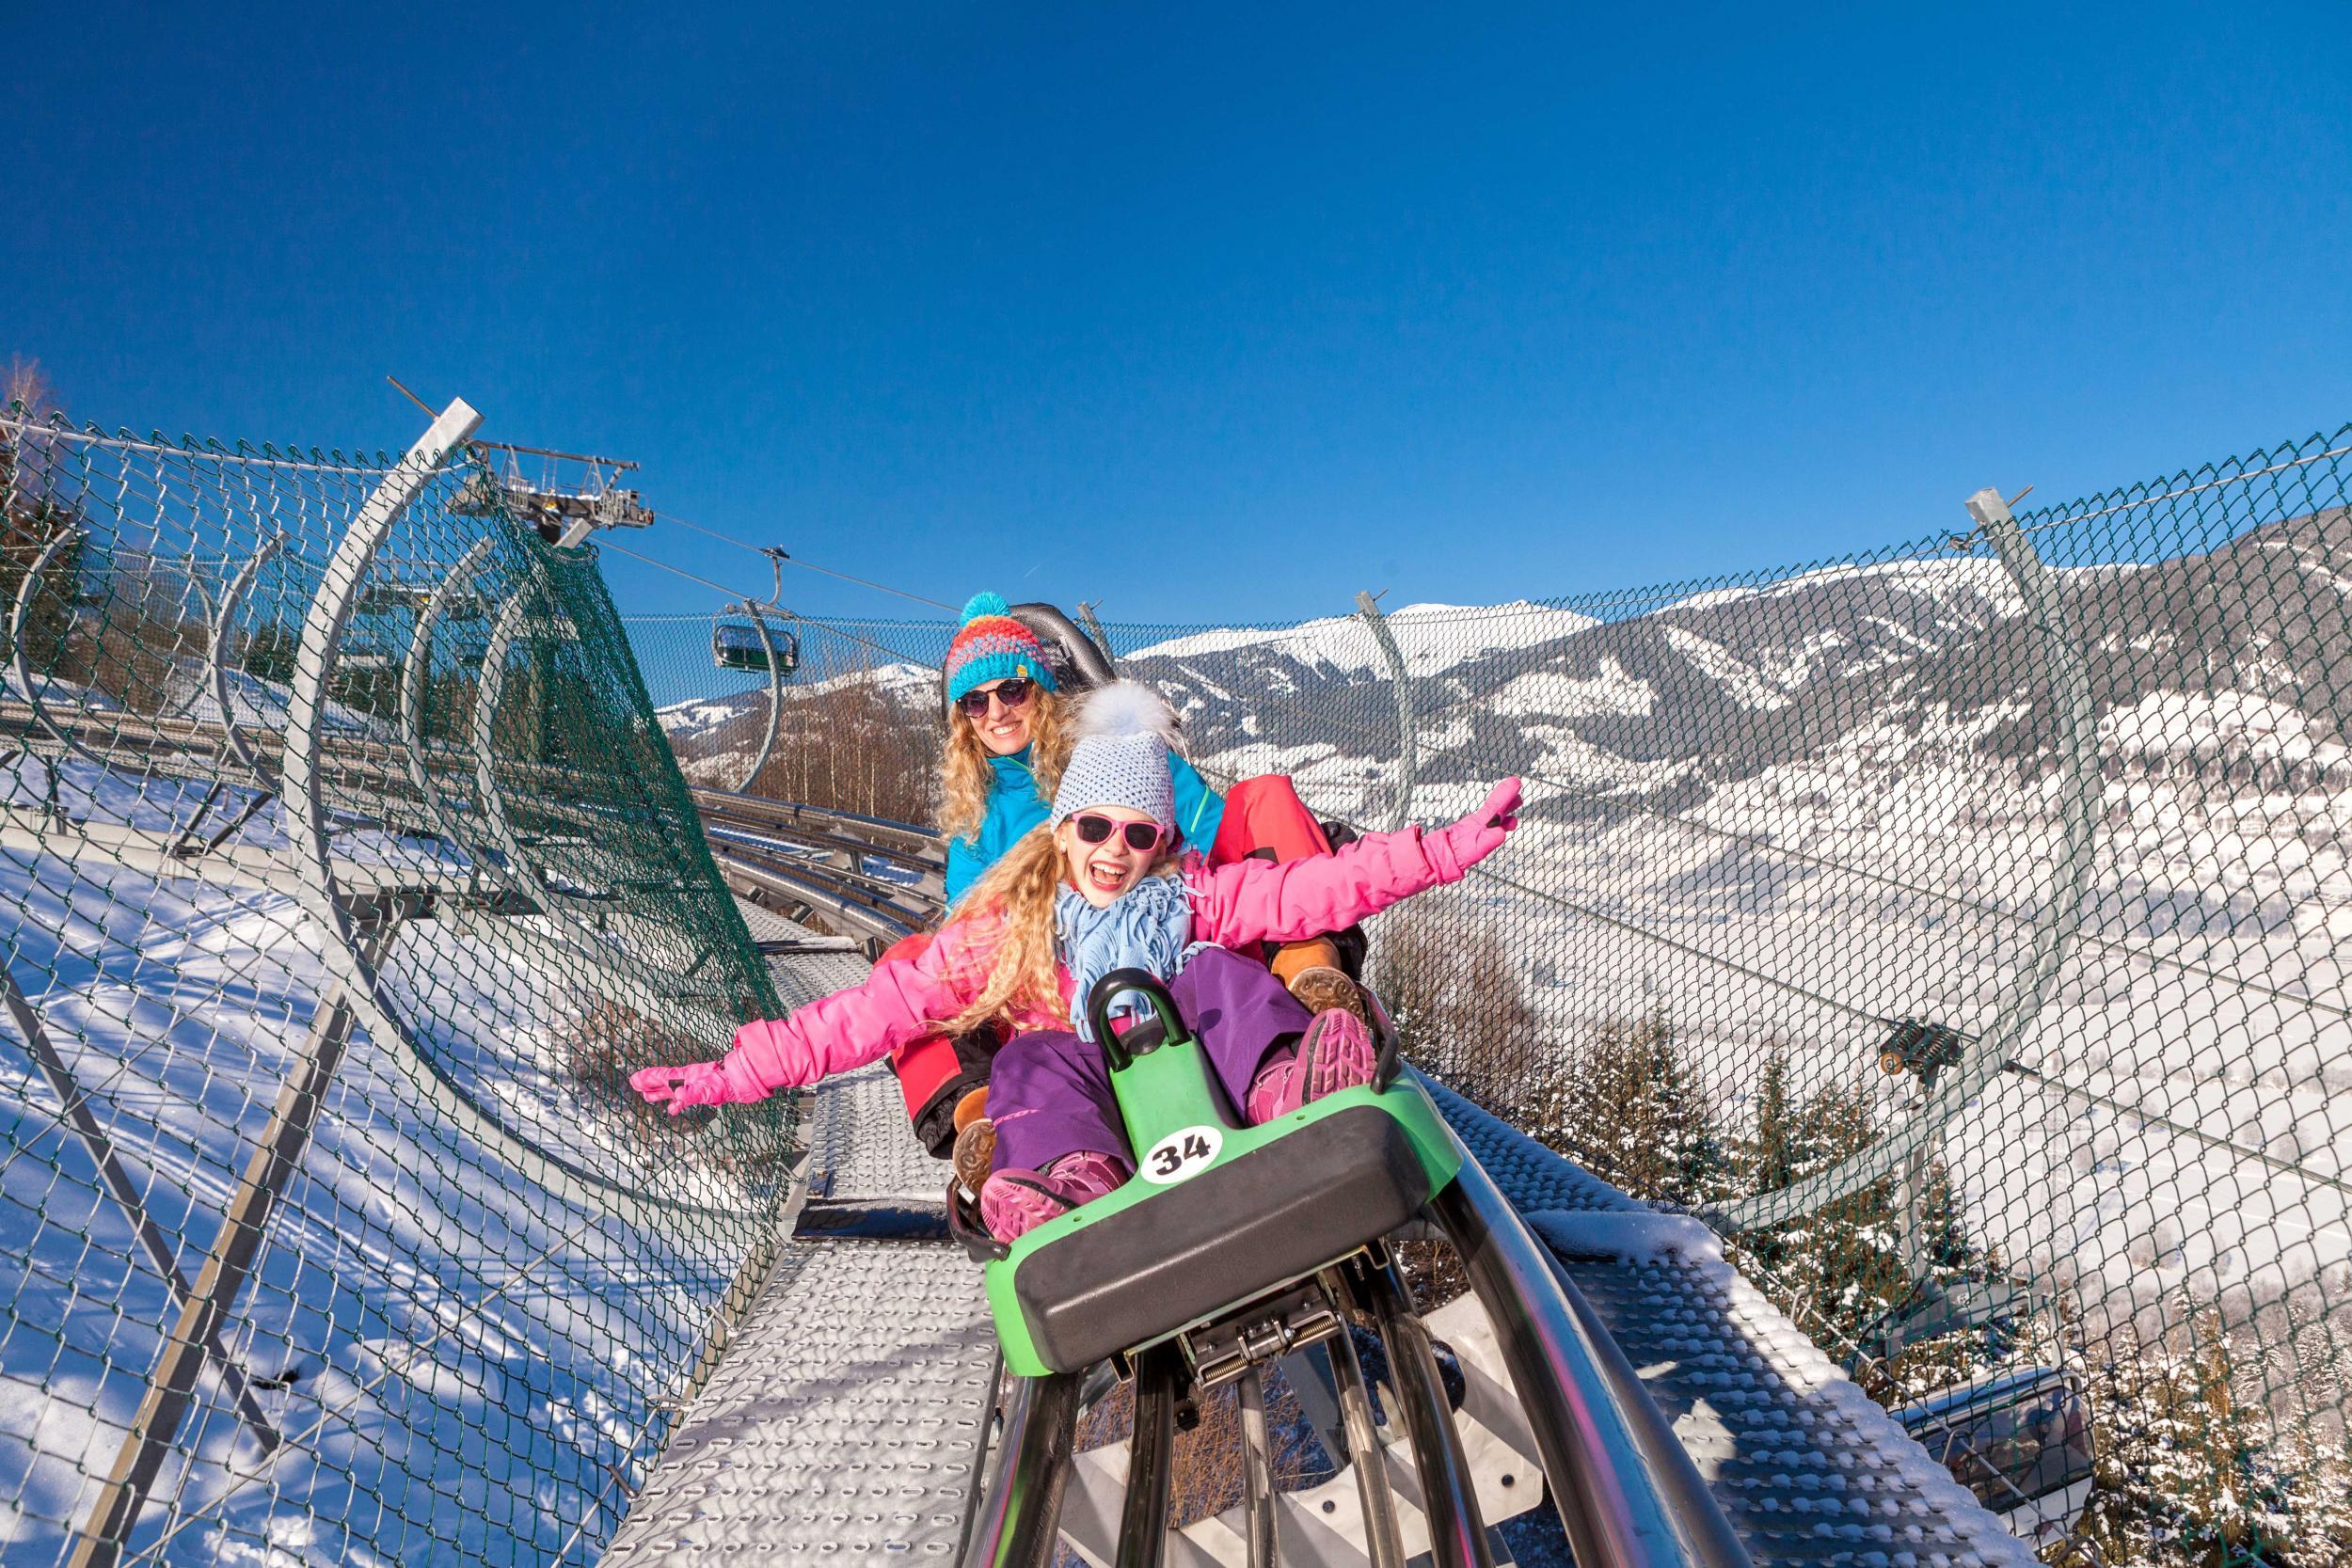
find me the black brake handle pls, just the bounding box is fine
[1085,967,1191,1073]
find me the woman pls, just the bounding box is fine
[889,593,1367,1161]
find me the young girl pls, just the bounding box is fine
[635,682,1522,1242]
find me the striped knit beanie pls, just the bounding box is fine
[943,592,1061,706]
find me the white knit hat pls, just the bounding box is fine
[1049,681,1180,834]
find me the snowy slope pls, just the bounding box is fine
[641,516,2352,1354]
[1128,600,1601,679]
[0,760,773,1565]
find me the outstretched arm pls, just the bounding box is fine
[632,914,996,1111]
[1191,779,1522,949]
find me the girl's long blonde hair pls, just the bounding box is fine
[943,822,1179,1036]
[937,685,1073,842]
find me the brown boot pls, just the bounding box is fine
[1270,936,1343,987]
[1271,938,1371,1027]
[952,1112,996,1199]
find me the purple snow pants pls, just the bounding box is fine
[988,945,1314,1176]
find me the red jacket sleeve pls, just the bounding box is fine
[1188,826,1454,950]
[716,911,997,1096]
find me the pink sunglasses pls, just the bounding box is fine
[1071,813,1167,852]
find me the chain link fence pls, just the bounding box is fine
[633,425,2352,1565]
[1,404,788,1567]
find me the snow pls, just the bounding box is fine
[1663,555,2029,623]
[1529,1211,1727,1267]
[0,761,773,1565]
[148,661,393,738]
[2,671,121,712]
[1128,601,1601,680]
[1486,657,1657,721]
[656,660,934,744]
[1660,626,1793,710]
[2100,689,2348,773]
[1171,614,2352,1369]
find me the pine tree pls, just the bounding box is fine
[1534,1009,1733,1209]
[1743,1048,1819,1194]
[2,364,88,680]
[1366,895,1535,1112]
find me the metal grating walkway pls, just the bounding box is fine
[600,912,1000,1563]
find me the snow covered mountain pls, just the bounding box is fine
[658,659,936,789]
[656,513,2349,819]
[1116,514,2350,823]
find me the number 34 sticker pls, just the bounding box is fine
[1140,1125,1225,1185]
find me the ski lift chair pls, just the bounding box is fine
[1898,1366,2096,1539]
[712,614,801,677]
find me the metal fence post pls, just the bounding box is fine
[1708,488,2099,1234]
[1075,601,1119,675]
[67,912,397,1568]
[202,531,284,790]
[0,967,280,1456]
[732,603,787,794]
[1354,591,1417,830]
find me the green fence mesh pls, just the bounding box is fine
[631,427,2352,1565]
[1,405,787,1567]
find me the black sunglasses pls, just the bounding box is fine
[955,676,1039,720]
[1071,813,1168,852]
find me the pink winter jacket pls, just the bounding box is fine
[709,823,1471,1100]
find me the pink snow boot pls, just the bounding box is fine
[978,1148,1128,1243]
[1246,1008,1376,1124]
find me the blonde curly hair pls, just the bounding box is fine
[937,685,1073,844]
[942,822,1179,1037]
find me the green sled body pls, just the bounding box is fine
[982,1011,1461,1378]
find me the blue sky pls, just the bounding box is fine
[7,2,2348,630]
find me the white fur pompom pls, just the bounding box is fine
[1074,680,1180,744]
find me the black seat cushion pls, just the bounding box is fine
[1011,1103,1434,1373]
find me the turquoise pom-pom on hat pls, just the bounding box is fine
[960,591,1010,624]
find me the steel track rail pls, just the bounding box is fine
[688,785,946,870]
[956,1149,1751,1568]
[706,824,936,920]
[707,844,926,953]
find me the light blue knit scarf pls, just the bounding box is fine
[1056,873,1211,1042]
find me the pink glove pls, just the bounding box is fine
[629,1060,765,1115]
[1422,778,1523,881]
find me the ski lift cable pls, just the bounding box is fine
[646,508,956,610]
[2001,1059,2352,1203]
[598,539,932,666]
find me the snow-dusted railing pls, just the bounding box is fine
[1,406,788,1567]
[627,422,2352,1563]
